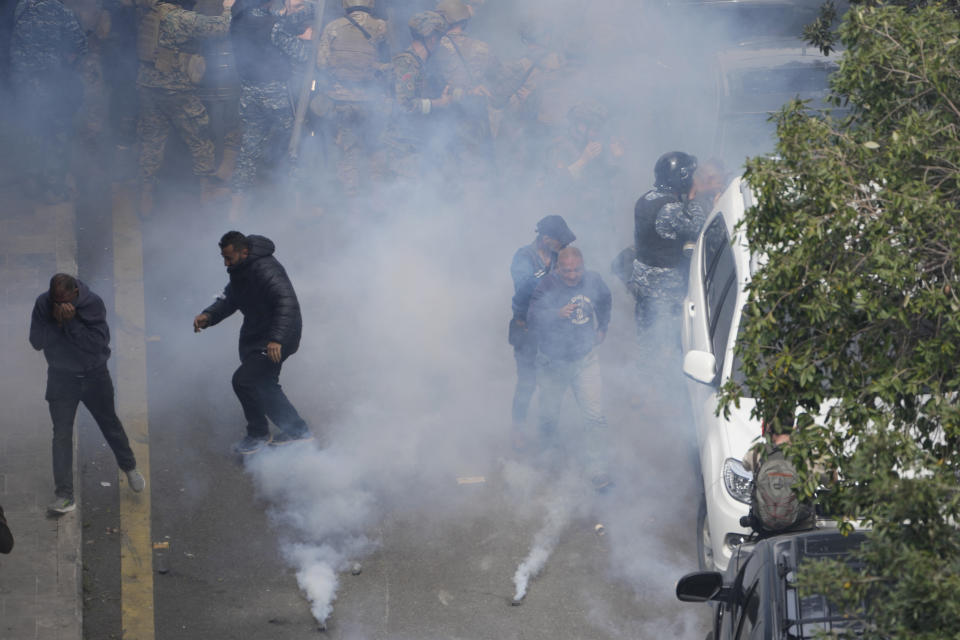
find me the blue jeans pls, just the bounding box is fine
[535,349,609,477]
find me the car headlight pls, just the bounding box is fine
[723,458,753,504]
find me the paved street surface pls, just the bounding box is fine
[1,169,710,640]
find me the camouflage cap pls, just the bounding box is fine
[435,0,470,25]
[342,0,374,11]
[409,11,447,40]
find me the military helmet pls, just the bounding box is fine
[435,0,470,25]
[409,11,447,41]
[567,101,608,127]
[654,151,698,194]
[342,0,374,12]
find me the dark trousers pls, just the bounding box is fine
[231,352,307,438]
[512,333,538,424]
[46,367,137,500]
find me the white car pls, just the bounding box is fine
[681,176,760,572]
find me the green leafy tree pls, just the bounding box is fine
[721,3,960,637]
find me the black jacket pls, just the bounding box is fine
[0,504,13,554]
[29,279,111,373]
[203,235,302,360]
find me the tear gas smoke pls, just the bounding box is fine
[0,0,834,633]
[509,467,591,604]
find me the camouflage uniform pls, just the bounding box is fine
[315,8,389,197]
[228,2,309,193]
[62,0,109,151]
[195,0,241,182]
[631,187,706,338]
[497,48,566,173]
[10,0,88,198]
[430,29,502,179]
[544,105,623,260]
[135,0,231,187]
[381,47,432,180]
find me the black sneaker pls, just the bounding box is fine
[233,434,272,455]
[269,428,314,447]
[48,496,76,515]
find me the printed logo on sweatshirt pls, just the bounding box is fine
[568,295,594,326]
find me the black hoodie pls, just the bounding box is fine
[29,279,111,373]
[203,235,302,360]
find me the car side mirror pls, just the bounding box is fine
[676,571,725,603]
[683,350,717,385]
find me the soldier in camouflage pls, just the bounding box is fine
[135,0,234,215]
[195,0,242,186]
[545,101,624,261]
[380,10,449,181]
[315,0,389,198]
[10,0,88,202]
[430,0,505,182]
[631,151,706,339]
[227,0,311,219]
[496,20,568,179]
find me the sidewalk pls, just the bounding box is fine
[0,183,82,640]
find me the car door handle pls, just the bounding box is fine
[687,302,696,317]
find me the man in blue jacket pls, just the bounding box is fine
[194,231,311,454]
[30,274,144,515]
[528,247,612,489]
[509,215,575,446]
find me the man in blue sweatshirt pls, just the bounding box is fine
[528,247,612,489]
[29,274,144,515]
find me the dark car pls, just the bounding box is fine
[676,528,867,639]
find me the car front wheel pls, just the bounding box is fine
[696,494,717,572]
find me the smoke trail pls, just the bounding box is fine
[511,469,590,603]
[285,543,341,626]
[245,441,380,627]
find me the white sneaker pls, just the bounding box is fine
[48,496,76,514]
[125,469,145,493]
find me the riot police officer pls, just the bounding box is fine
[630,151,706,336]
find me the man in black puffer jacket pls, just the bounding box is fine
[194,231,312,454]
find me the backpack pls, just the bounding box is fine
[751,444,803,532]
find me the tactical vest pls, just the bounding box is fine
[328,15,379,85]
[634,191,686,270]
[138,3,206,83]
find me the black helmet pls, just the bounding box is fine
[654,151,697,195]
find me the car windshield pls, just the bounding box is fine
[780,534,867,638]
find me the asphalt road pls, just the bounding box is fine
[72,172,710,639]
